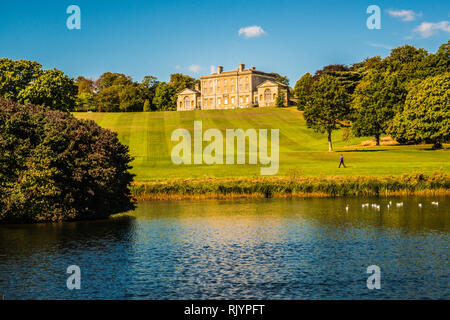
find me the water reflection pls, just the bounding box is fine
[0,197,448,299]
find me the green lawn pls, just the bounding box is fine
[75,107,449,181]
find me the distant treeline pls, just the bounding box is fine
[294,41,449,150]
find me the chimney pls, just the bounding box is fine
[238,63,245,72]
[250,66,256,70]
[217,65,223,74]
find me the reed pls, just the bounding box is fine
[131,171,450,201]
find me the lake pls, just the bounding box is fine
[0,197,448,300]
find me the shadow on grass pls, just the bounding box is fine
[339,149,389,153]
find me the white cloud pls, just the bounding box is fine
[238,25,266,38]
[188,64,202,73]
[413,21,450,37]
[174,65,181,70]
[387,9,422,22]
[210,65,215,74]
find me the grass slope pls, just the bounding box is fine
[75,107,449,181]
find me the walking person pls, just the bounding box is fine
[338,154,346,168]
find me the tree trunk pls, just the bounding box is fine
[432,141,442,149]
[328,130,333,152]
[375,134,380,146]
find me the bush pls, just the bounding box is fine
[0,98,136,223]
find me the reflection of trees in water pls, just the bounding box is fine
[135,197,449,236]
[0,216,137,299]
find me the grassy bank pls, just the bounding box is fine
[75,108,450,180]
[131,171,450,200]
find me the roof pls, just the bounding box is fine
[257,79,289,88]
[178,88,201,95]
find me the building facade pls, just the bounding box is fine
[177,64,289,111]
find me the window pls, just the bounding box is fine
[239,85,242,91]
[217,87,220,94]
[231,86,234,92]
[264,89,272,102]
[209,88,213,94]
[240,96,243,104]
[218,98,221,105]
[184,96,191,108]
[245,96,249,103]
[246,77,248,82]
[231,97,235,104]
[255,96,258,103]
[245,84,248,90]
[224,80,227,85]
[224,86,227,93]
[224,97,228,105]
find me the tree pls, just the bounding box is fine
[153,82,177,111]
[388,73,449,149]
[18,69,77,112]
[143,99,151,112]
[275,87,285,108]
[75,76,96,111]
[0,59,43,101]
[352,70,399,145]
[0,98,135,223]
[312,64,349,81]
[304,75,351,152]
[96,85,121,112]
[313,64,361,95]
[268,73,290,86]
[420,40,450,77]
[294,72,313,110]
[119,84,144,112]
[96,72,132,90]
[140,75,159,111]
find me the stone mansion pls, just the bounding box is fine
[177,64,289,111]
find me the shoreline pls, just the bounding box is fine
[131,172,450,201]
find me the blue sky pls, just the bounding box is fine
[1,0,449,85]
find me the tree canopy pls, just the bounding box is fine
[388,73,449,148]
[304,75,351,151]
[0,98,136,223]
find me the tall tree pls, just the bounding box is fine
[294,72,313,110]
[275,88,285,108]
[153,82,177,111]
[119,84,144,112]
[304,75,351,152]
[96,85,121,112]
[140,75,159,111]
[96,72,132,90]
[18,69,77,112]
[388,73,449,149]
[351,71,399,145]
[0,59,43,101]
